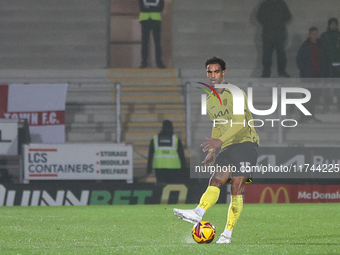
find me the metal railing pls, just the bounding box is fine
[115,83,121,143]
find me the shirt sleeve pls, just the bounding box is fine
[208,106,221,139]
[218,113,245,143]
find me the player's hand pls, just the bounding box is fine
[201,150,215,166]
[201,138,223,152]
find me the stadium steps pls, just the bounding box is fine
[65,82,116,144]
[65,69,186,178]
[110,69,186,177]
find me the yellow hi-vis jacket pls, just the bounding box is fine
[139,12,161,21]
[152,134,181,169]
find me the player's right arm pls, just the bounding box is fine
[211,124,221,139]
[201,149,216,166]
[201,111,221,166]
[208,107,221,139]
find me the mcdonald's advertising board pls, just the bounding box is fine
[244,184,340,203]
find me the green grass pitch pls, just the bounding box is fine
[0,203,339,254]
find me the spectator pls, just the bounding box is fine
[256,0,291,78]
[296,27,327,123]
[321,18,340,111]
[139,0,165,69]
[147,120,186,183]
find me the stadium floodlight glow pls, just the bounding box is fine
[199,84,311,116]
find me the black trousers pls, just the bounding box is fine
[261,40,287,76]
[140,20,163,66]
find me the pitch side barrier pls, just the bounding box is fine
[0,182,227,206]
[1,181,339,206]
[190,145,340,179]
[244,183,340,203]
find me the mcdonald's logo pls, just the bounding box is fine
[259,187,290,203]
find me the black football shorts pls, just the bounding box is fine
[214,141,258,182]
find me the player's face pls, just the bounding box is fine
[206,64,225,86]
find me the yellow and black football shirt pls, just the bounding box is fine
[206,83,260,149]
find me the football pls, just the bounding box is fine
[192,221,216,243]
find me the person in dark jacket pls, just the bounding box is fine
[257,0,291,78]
[297,27,328,78]
[321,18,340,77]
[139,0,165,68]
[147,120,186,183]
[296,27,327,123]
[321,18,340,112]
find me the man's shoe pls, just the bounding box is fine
[216,233,231,244]
[173,208,202,224]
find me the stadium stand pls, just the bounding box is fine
[172,0,340,78]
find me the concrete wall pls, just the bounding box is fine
[0,0,109,69]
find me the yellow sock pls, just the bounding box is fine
[226,195,243,231]
[197,186,220,212]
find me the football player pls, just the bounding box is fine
[174,56,260,244]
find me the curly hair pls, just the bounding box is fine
[205,56,226,71]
